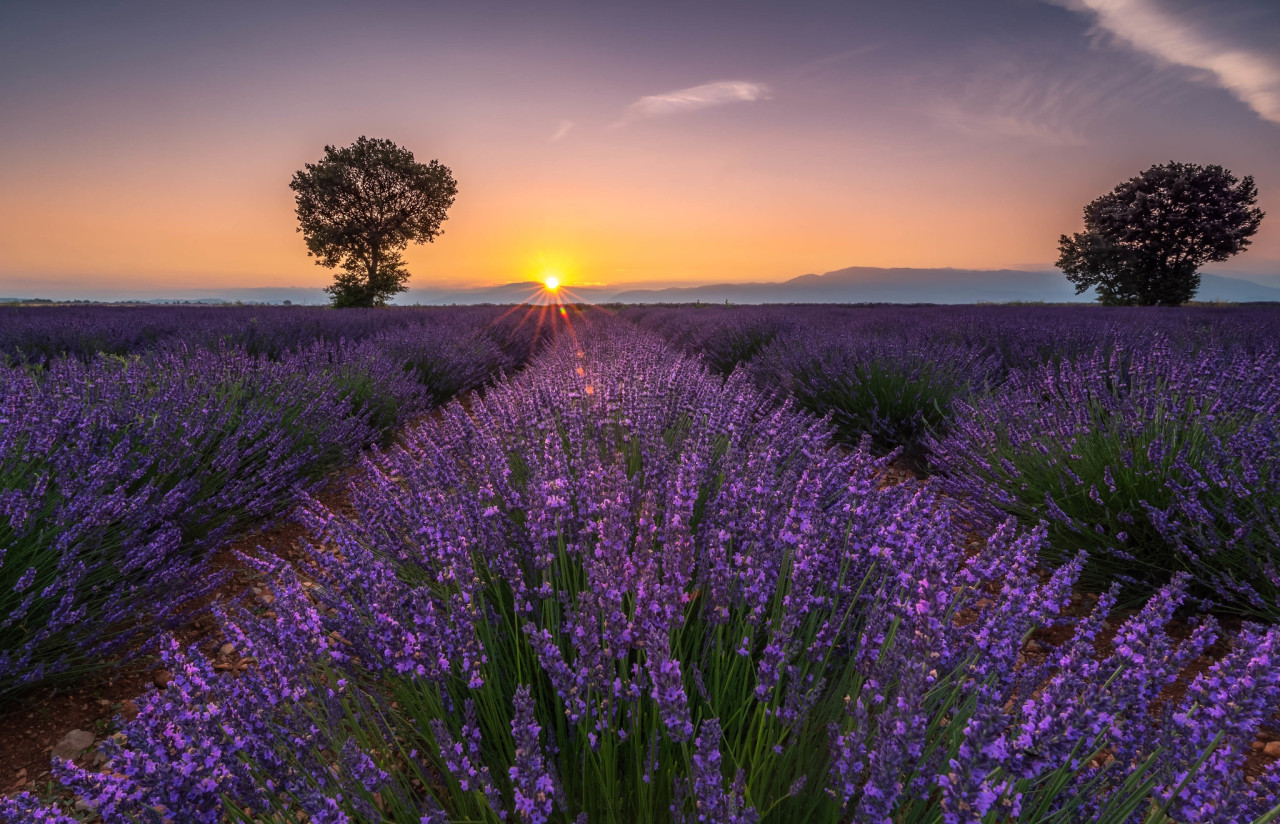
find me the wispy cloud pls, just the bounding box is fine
[927,60,1171,145]
[1049,0,1280,125]
[620,81,770,123]
[550,120,574,142]
[935,106,1088,146]
[782,45,882,81]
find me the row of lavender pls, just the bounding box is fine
[625,305,1280,618]
[8,320,1278,822]
[0,306,551,697]
[0,305,518,364]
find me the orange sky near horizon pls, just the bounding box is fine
[6,128,1273,293]
[2,1,1278,297]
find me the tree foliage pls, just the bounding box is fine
[290,137,458,308]
[1057,161,1264,306]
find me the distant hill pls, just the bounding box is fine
[608,267,1081,304]
[407,281,606,306]
[147,270,1280,305]
[4,268,1278,305]
[605,267,1280,305]
[1194,274,1280,302]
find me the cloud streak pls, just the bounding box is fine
[550,120,574,142]
[1051,0,1280,125]
[781,45,882,81]
[928,59,1178,145]
[932,71,1097,145]
[620,80,769,123]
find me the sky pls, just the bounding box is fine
[1,0,1278,298]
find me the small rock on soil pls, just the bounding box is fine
[50,729,95,762]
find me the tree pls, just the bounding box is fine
[290,137,458,308]
[1057,161,1264,306]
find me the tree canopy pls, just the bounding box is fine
[290,137,458,308]
[1056,161,1264,306]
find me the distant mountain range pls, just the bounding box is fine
[599,267,1280,305]
[5,267,1280,305]
[607,267,1082,304]
[405,267,1280,305]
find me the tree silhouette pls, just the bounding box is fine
[1057,162,1263,306]
[291,137,458,308]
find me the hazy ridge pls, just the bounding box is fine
[5,267,1280,305]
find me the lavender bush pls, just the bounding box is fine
[931,336,1280,617]
[633,305,1280,611]
[624,305,795,374]
[0,343,403,696]
[0,309,533,697]
[750,330,1001,461]
[12,323,1279,823]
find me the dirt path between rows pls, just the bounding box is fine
[0,479,356,797]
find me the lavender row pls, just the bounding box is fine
[931,336,1280,617]
[10,321,1279,822]
[629,305,1280,615]
[0,304,552,364]
[623,304,1280,374]
[0,313,540,697]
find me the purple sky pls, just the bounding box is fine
[1,0,1277,297]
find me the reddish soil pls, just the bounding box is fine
[0,482,351,798]
[1022,606,1280,782]
[0,407,426,800]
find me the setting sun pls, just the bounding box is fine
[544,275,560,291]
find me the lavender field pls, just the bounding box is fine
[3,304,1280,823]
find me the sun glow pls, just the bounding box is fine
[544,275,560,291]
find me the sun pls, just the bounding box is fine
[544,275,561,291]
